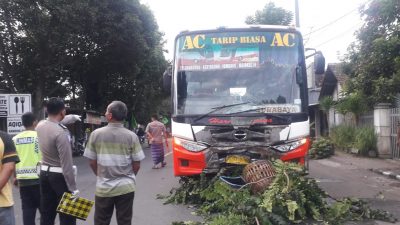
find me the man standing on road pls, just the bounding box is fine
[84,101,145,225]
[146,114,169,169]
[12,112,41,225]
[36,97,78,225]
[0,131,19,225]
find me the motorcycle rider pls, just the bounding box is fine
[136,125,145,144]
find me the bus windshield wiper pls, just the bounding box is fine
[226,108,290,121]
[193,102,251,122]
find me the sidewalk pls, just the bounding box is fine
[323,151,400,180]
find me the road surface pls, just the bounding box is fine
[309,155,400,225]
[12,143,201,225]
[12,146,400,225]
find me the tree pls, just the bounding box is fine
[0,0,167,119]
[0,0,78,115]
[73,0,167,114]
[245,2,293,25]
[344,0,400,106]
[334,92,368,126]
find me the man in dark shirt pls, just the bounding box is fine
[0,131,20,225]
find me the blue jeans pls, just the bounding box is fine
[0,206,15,225]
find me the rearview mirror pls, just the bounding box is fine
[314,51,325,74]
[163,67,172,94]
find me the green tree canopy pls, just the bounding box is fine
[245,2,293,25]
[344,0,400,106]
[0,0,167,121]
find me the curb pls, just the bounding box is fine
[369,168,400,181]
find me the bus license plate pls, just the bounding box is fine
[225,155,250,165]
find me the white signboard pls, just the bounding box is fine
[0,95,7,117]
[0,94,32,135]
[8,94,31,116]
[7,117,24,135]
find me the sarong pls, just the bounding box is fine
[151,143,164,165]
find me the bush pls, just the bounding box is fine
[354,126,377,156]
[208,213,249,225]
[309,137,334,159]
[330,125,356,151]
[329,125,377,157]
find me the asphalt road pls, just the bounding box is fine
[309,157,400,225]
[12,143,201,225]
[11,146,400,225]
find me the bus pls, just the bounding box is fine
[164,26,325,176]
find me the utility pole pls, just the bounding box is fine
[295,0,300,27]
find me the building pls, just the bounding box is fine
[308,63,348,137]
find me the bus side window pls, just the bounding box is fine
[177,72,187,99]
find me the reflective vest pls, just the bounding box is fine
[12,130,41,180]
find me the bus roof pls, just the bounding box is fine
[177,25,300,36]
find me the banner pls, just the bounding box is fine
[177,31,298,71]
[130,114,137,128]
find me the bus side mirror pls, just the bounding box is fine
[163,68,172,94]
[314,51,325,74]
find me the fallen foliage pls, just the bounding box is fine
[160,161,397,225]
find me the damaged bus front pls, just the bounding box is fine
[164,26,325,176]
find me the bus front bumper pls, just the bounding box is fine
[172,138,310,176]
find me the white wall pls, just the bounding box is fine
[327,83,346,128]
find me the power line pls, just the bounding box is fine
[303,9,357,37]
[314,22,363,48]
[303,28,313,45]
[303,0,370,37]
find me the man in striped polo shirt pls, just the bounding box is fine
[84,101,145,225]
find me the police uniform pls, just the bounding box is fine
[12,130,41,225]
[36,119,77,225]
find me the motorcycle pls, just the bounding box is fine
[136,127,146,144]
[73,138,85,156]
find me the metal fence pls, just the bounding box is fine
[338,111,374,128]
[359,111,374,128]
[390,108,400,159]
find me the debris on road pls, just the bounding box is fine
[161,161,397,225]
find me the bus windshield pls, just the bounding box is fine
[174,30,303,115]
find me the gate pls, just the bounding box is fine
[390,108,400,159]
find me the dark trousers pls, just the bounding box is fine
[39,171,76,225]
[20,184,41,225]
[95,192,135,225]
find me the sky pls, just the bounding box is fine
[140,0,368,64]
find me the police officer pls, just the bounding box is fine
[36,97,78,225]
[12,112,41,225]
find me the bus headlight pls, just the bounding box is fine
[174,138,208,152]
[272,138,307,153]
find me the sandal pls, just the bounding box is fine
[152,164,161,169]
[162,162,167,167]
